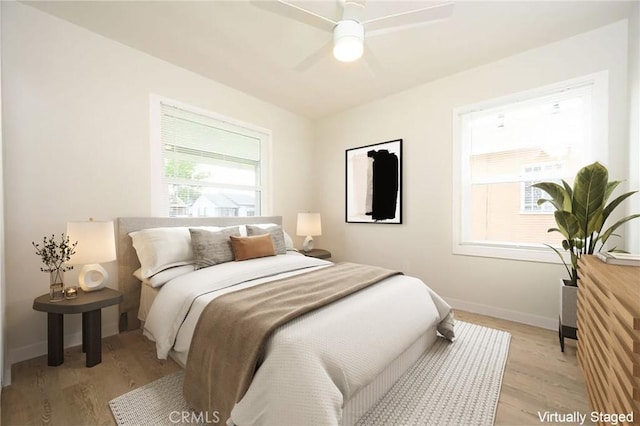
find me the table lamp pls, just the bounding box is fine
[296,213,322,252]
[66,219,116,292]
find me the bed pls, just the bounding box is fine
[116,216,454,426]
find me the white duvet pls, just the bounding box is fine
[143,253,453,426]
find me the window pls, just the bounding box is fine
[151,97,270,217]
[453,72,608,262]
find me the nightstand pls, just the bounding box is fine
[33,288,123,367]
[300,249,331,259]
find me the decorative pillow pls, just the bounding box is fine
[230,234,276,261]
[129,227,195,279]
[133,264,195,288]
[246,225,287,254]
[190,226,241,270]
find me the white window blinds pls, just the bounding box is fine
[159,102,268,217]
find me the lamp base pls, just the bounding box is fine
[302,236,314,253]
[79,263,108,292]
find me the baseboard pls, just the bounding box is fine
[446,297,557,331]
[7,320,120,375]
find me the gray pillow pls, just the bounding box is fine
[246,225,286,254]
[189,226,241,270]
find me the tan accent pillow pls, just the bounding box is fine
[246,225,287,254]
[230,234,276,261]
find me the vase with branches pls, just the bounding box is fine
[33,234,78,300]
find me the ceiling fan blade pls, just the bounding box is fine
[294,40,333,72]
[251,0,337,32]
[364,2,454,35]
[362,44,383,77]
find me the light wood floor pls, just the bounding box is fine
[1,311,592,425]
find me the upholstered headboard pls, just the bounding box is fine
[116,216,282,331]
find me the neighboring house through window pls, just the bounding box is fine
[453,72,608,262]
[521,162,563,213]
[150,97,270,217]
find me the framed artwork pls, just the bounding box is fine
[345,139,402,224]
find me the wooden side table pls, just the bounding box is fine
[300,249,331,259]
[33,288,123,367]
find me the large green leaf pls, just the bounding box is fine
[562,180,573,203]
[544,243,573,281]
[602,191,638,224]
[572,162,608,237]
[603,181,621,204]
[586,207,604,248]
[553,210,581,240]
[599,213,640,246]
[532,182,568,211]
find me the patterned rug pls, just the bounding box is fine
[109,321,510,426]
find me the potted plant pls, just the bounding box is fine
[532,162,640,350]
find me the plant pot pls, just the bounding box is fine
[558,279,578,352]
[560,279,578,328]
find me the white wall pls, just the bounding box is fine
[1,2,315,367]
[314,21,630,329]
[0,0,6,388]
[628,2,640,253]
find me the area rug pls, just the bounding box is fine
[356,320,510,426]
[109,321,510,426]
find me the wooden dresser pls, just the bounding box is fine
[577,255,640,423]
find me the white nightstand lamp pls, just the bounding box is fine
[66,219,116,292]
[297,213,322,253]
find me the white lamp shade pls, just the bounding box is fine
[297,213,322,237]
[66,220,117,265]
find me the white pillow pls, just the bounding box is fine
[129,227,199,278]
[283,231,294,251]
[133,265,195,288]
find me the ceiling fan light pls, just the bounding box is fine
[333,37,363,62]
[333,20,364,62]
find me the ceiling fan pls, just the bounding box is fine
[252,0,454,71]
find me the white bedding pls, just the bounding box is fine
[143,252,452,426]
[138,283,159,323]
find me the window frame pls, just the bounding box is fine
[452,72,608,263]
[150,95,272,217]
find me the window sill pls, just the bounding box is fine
[452,242,564,264]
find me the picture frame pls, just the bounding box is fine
[345,139,402,224]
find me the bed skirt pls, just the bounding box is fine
[342,326,438,425]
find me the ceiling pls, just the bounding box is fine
[25,0,636,119]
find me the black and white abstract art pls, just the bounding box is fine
[345,139,402,224]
